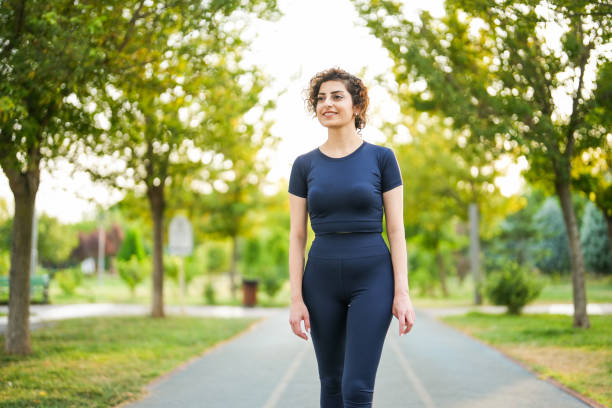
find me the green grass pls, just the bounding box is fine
[1,271,610,309]
[39,273,291,307]
[410,273,612,308]
[0,315,259,407]
[538,274,612,303]
[442,312,612,407]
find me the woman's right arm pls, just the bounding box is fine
[288,193,310,341]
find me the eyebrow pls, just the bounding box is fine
[317,90,345,96]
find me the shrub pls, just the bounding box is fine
[259,265,285,299]
[204,282,216,304]
[163,255,181,282]
[55,267,83,295]
[117,256,149,296]
[485,261,544,314]
[117,228,146,262]
[0,250,10,277]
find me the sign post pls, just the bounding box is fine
[168,215,193,313]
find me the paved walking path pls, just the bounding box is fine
[418,302,612,317]
[118,308,593,408]
[1,303,605,406]
[0,303,282,335]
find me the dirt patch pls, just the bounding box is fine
[498,345,612,407]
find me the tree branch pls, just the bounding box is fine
[0,0,27,59]
[565,20,593,159]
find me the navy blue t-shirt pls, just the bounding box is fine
[288,140,403,235]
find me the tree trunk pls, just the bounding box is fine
[435,250,449,297]
[4,167,40,355]
[555,181,590,328]
[453,222,470,283]
[147,184,166,318]
[605,212,612,273]
[229,235,238,299]
[469,203,482,305]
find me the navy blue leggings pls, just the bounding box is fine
[302,232,395,408]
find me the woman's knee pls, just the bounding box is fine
[321,375,342,396]
[342,378,373,407]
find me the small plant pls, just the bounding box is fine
[259,265,285,299]
[55,267,83,295]
[485,261,544,314]
[117,256,149,296]
[204,281,216,304]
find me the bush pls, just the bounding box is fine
[204,282,216,304]
[0,250,10,277]
[485,261,544,314]
[117,227,146,262]
[55,267,84,295]
[163,255,181,282]
[117,256,149,296]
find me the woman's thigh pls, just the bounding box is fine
[302,256,348,379]
[342,253,394,381]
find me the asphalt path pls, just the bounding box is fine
[119,308,593,408]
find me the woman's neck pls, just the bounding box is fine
[323,125,362,151]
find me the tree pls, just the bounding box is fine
[573,61,612,259]
[391,117,513,299]
[194,117,279,299]
[0,0,279,354]
[34,214,78,268]
[580,201,611,274]
[0,0,112,354]
[482,187,546,271]
[117,227,146,262]
[533,197,572,275]
[82,4,279,316]
[355,0,611,328]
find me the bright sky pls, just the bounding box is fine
[0,0,530,224]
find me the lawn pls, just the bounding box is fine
[411,273,612,308]
[1,270,610,309]
[40,273,290,307]
[0,315,260,407]
[442,312,612,408]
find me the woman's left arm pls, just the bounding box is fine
[383,185,415,336]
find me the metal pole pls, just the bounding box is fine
[179,257,186,314]
[31,208,38,277]
[469,202,482,305]
[98,226,105,285]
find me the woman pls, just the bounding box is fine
[288,67,416,408]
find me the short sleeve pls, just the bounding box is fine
[381,148,403,192]
[288,155,308,198]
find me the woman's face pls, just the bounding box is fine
[315,80,357,129]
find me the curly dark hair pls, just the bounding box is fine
[304,67,369,130]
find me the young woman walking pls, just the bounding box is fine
[288,67,415,408]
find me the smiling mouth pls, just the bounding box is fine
[323,112,337,117]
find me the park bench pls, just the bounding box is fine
[0,274,50,304]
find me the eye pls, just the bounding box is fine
[334,95,343,99]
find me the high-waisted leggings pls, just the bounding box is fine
[302,232,395,408]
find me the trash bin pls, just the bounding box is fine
[242,278,259,307]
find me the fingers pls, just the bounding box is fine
[289,314,309,341]
[405,310,415,333]
[399,310,415,336]
[290,320,307,340]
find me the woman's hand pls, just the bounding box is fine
[392,293,415,336]
[289,300,311,341]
